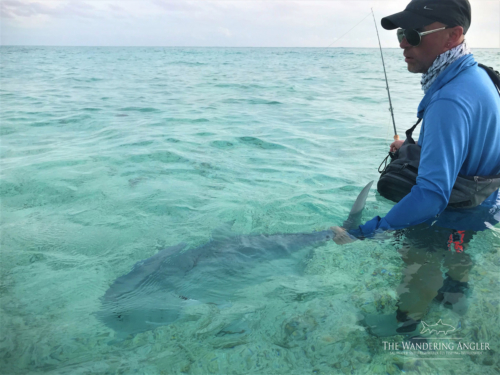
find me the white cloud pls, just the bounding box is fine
[218,26,232,37]
[1,0,96,19]
[1,0,498,47]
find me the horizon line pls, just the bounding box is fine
[1,45,499,49]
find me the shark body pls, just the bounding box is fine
[96,181,373,337]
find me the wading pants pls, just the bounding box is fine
[395,225,474,321]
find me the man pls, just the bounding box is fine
[332,0,500,336]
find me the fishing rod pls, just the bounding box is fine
[371,8,399,141]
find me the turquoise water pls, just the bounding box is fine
[1,46,500,374]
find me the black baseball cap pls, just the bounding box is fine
[381,0,471,34]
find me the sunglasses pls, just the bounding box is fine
[397,27,447,46]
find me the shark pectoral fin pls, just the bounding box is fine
[342,181,374,231]
[211,220,236,241]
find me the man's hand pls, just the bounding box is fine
[330,226,356,245]
[390,140,404,153]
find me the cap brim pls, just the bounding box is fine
[381,10,435,30]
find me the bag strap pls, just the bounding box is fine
[405,118,422,144]
[478,63,500,95]
[399,64,497,151]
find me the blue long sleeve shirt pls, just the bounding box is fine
[357,54,500,235]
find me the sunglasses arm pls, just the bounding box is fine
[419,27,447,37]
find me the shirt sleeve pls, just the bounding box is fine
[355,98,470,237]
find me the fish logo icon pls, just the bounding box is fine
[420,319,457,335]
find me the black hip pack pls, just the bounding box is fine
[377,64,500,209]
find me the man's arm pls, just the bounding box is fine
[355,99,469,236]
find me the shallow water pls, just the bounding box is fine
[1,46,500,374]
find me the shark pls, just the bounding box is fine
[96,181,373,339]
[420,319,457,335]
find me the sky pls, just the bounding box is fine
[1,0,499,47]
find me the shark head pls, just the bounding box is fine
[95,293,188,339]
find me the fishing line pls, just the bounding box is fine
[327,12,372,47]
[327,9,399,143]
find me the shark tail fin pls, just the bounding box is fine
[342,181,374,231]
